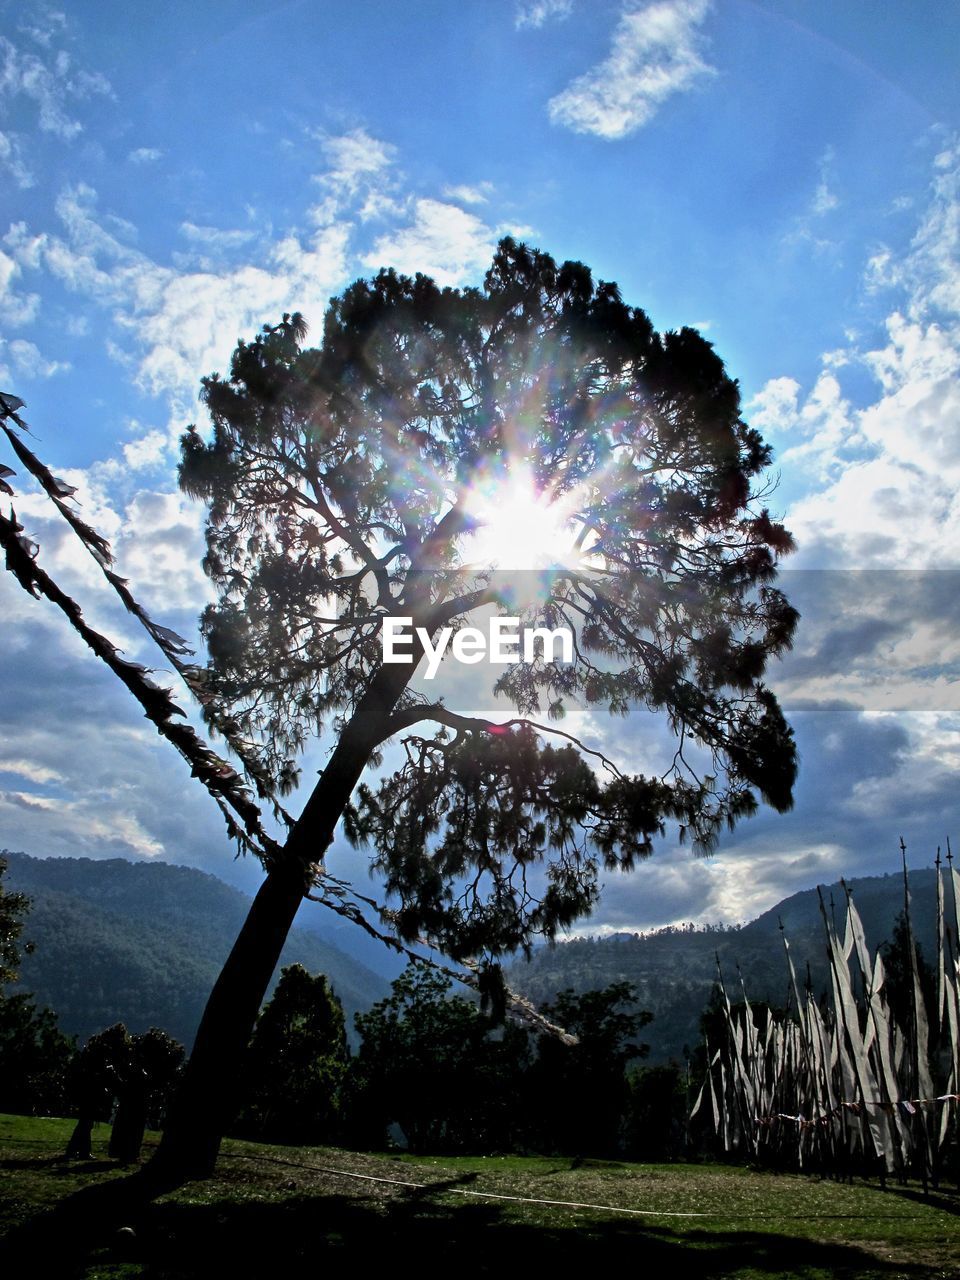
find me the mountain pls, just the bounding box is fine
[5,850,946,1067]
[2,850,390,1047]
[507,867,944,1065]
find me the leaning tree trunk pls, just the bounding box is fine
[147,860,307,1182]
[147,663,413,1184]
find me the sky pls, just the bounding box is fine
[1,0,960,956]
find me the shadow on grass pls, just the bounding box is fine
[887,1183,960,1219]
[0,1165,948,1280]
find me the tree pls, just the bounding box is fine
[64,1023,128,1160]
[1,237,798,1182]
[0,994,72,1116]
[65,1023,184,1163]
[530,982,650,1157]
[0,855,73,1116]
[623,1063,689,1162]
[350,960,530,1153]
[235,964,348,1146]
[879,911,937,1052]
[109,1027,185,1163]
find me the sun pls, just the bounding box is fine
[460,462,583,571]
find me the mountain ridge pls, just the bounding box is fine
[507,866,944,1063]
[3,850,947,1066]
[2,849,390,1047]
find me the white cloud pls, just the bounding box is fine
[322,127,395,184]
[180,222,255,250]
[6,462,210,644]
[174,222,259,272]
[864,246,899,292]
[363,198,497,287]
[9,462,125,600]
[13,182,349,399]
[0,787,164,858]
[810,146,839,216]
[135,225,350,396]
[776,371,859,480]
[566,840,849,934]
[116,489,212,611]
[0,645,239,864]
[442,182,494,206]
[128,146,161,164]
[4,221,47,270]
[748,375,800,436]
[0,246,40,325]
[812,180,838,215]
[17,11,69,51]
[0,758,63,785]
[2,126,499,491]
[752,142,960,568]
[548,0,714,140]
[122,428,170,471]
[516,0,573,30]
[5,337,68,378]
[0,33,111,141]
[781,149,842,256]
[309,127,397,226]
[844,714,960,817]
[2,125,494,408]
[0,127,33,187]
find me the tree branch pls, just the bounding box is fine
[380,703,625,778]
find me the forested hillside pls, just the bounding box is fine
[508,868,940,1064]
[3,849,940,1066]
[3,851,389,1046]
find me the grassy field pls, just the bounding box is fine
[1,1113,957,1278]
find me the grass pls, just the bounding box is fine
[1,1113,958,1278]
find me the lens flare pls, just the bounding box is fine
[460,462,583,571]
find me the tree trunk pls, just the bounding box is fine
[65,1114,94,1161]
[147,661,415,1185]
[109,1082,148,1164]
[147,860,306,1182]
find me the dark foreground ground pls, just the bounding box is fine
[1,1115,958,1279]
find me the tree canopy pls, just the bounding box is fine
[179,237,797,962]
[1,236,799,1181]
[236,964,348,1146]
[351,960,531,1154]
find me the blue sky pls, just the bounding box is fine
[1,0,960,945]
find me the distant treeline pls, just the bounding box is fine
[1,957,691,1163]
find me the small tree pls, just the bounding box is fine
[351,961,530,1153]
[109,1027,185,1163]
[235,964,348,1146]
[2,237,798,1182]
[65,1023,128,1160]
[64,1024,184,1163]
[623,1063,688,1162]
[531,982,650,1157]
[0,855,73,1116]
[0,995,72,1117]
